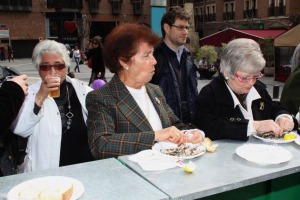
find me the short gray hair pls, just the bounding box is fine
[32,40,71,69]
[220,38,266,77]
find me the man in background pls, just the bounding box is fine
[151,6,198,124]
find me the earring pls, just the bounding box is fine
[225,76,229,80]
[125,65,129,70]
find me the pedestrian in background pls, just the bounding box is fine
[73,45,81,73]
[151,6,198,124]
[86,36,106,85]
[7,45,14,62]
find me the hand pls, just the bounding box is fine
[11,75,29,96]
[253,120,283,137]
[276,116,294,132]
[184,129,205,144]
[35,74,60,106]
[154,126,185,145]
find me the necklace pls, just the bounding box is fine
[65,85,74,133]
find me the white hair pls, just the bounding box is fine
[32,40,71,69]
[220,38,266,77]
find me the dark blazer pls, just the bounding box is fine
[151,41,198,123]
[86,75,189,159]
[280,65,300,116]
[193,75,290,141]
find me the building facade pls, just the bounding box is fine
[169,0,300,38]
[0,0,152,58]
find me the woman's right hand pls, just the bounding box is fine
[154,126,185,145]
[35,75,60,106]
[252,120,282,137]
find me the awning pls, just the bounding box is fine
[199,28,286,47]
[274,24,300,47]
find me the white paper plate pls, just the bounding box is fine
[7,176,84,200]
[152,142,206,159]
[236,144,292,165]
[253,131,299,144]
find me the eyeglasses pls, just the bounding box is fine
[171,24,190,31]
[39,63,66,71]
[234,72,264,82]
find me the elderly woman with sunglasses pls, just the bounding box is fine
[193,38,294,141]
[12,40,94,172]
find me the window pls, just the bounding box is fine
[131,0,143,15]
[109,0,122,15]
[223,1,235,20]
[0,0,32,11]
[244,0,257,18]
[169,0,184,7]
[89,0,100,14]
[47,0,83,10]
[268,0,285,16]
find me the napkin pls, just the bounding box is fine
[128,150,182,171]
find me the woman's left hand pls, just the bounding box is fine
[276,116,294,132]
[184,130,205,144]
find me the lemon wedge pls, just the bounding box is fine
[284,133,296,140]
[183,161,196,173]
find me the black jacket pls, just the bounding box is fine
[151,41,198,123]
[193,74,291,141]
[0,81,25,176]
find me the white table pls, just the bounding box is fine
[0,158,169,200]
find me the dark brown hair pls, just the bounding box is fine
[161,6,191,38]
[103,23,160,74]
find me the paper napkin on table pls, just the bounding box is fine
[128,150,181,171]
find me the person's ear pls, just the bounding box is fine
[119,59,129,71]
[163,23,170,34]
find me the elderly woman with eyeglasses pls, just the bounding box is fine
[12,40,94,172]
[193,38,294,141]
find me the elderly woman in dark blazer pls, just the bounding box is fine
[86,23,204,159]
[193,38,294,141]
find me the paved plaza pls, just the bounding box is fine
[1,58,286,99]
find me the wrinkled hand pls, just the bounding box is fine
[184,129,205,144]
[276,116,294,132]
[35,74,60,107]
[253,120,283,137]
[11,74,29,96]
[154,126,185,145]
[39,74,60,97]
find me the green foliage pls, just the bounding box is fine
[258,37,275,67]
[196,45,218,65]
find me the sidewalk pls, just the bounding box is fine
[1,58,286,99]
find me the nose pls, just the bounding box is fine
[49,66,56,76]
[151,54,157,65]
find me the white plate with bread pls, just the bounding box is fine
[7,176,84,200]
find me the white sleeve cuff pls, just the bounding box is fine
[247,120,257,136]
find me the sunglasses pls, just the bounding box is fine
[234,72,264,82]
[39,63,66,71]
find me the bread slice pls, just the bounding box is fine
[18,182,73,200]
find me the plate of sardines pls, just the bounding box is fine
[253,131,299,143]
[152,142,206,159]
